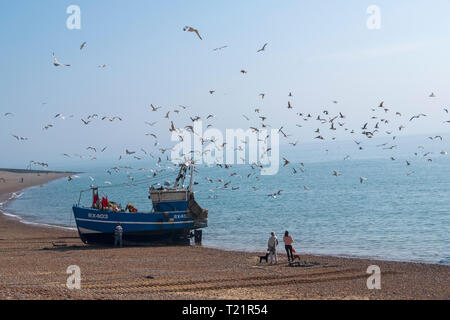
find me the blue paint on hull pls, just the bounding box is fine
[72,206,196,245]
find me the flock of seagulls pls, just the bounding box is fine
[2,26,449,201]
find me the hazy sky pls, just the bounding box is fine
[1,0,450,169]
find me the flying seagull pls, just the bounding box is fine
[52,53,70,67]
[183,26,202,40]
[213,45,228,51]
[257,43,268,53]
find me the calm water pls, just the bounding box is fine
[2,138,449,265]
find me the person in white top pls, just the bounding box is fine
[114,223,123,247]
[267,232,279,264]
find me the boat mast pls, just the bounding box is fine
[188,163,195,192]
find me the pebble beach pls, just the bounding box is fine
[0,170,448,300]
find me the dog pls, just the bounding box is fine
[291,254,301,261]
[258,252,269,263]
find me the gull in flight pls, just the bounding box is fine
[257,43,268,53]
[11,134,28,141]
[126,149,136,155]
[183,26,202,40]
[267,190,282,199]
[52,53,70,67]
[150,104,161,111]
[80,42,87,50]
[213,45,228,51]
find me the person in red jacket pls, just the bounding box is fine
[283,230,294,262]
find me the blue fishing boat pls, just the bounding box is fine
[72,164,208,245]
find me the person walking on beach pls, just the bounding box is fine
[268,232,279,264]
[114,223,123,247]
[283,230,294,262]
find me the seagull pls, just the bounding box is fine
[183,26,202,40]
[360,177,367,184]
[240,69,248,74]
[150,104,161,111]
[267,190,282,199]
[332,171,341,177]
[80,42,87,50]
[257,43,268,53]
[409,114,426,121]
[52,53,70,67]
[4,112,13,116]
[429,92,436,97]
[213,45,228,51]
[11,134,28,141]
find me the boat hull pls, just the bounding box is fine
[72,206,196,245]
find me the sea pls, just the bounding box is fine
[1,135,449,265]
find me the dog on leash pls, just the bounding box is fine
[258,252,269,263]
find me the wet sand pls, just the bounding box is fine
[0,170,448,300]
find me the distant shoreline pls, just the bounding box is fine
[0,168,80,174]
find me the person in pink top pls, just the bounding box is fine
[283,230,294,262]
